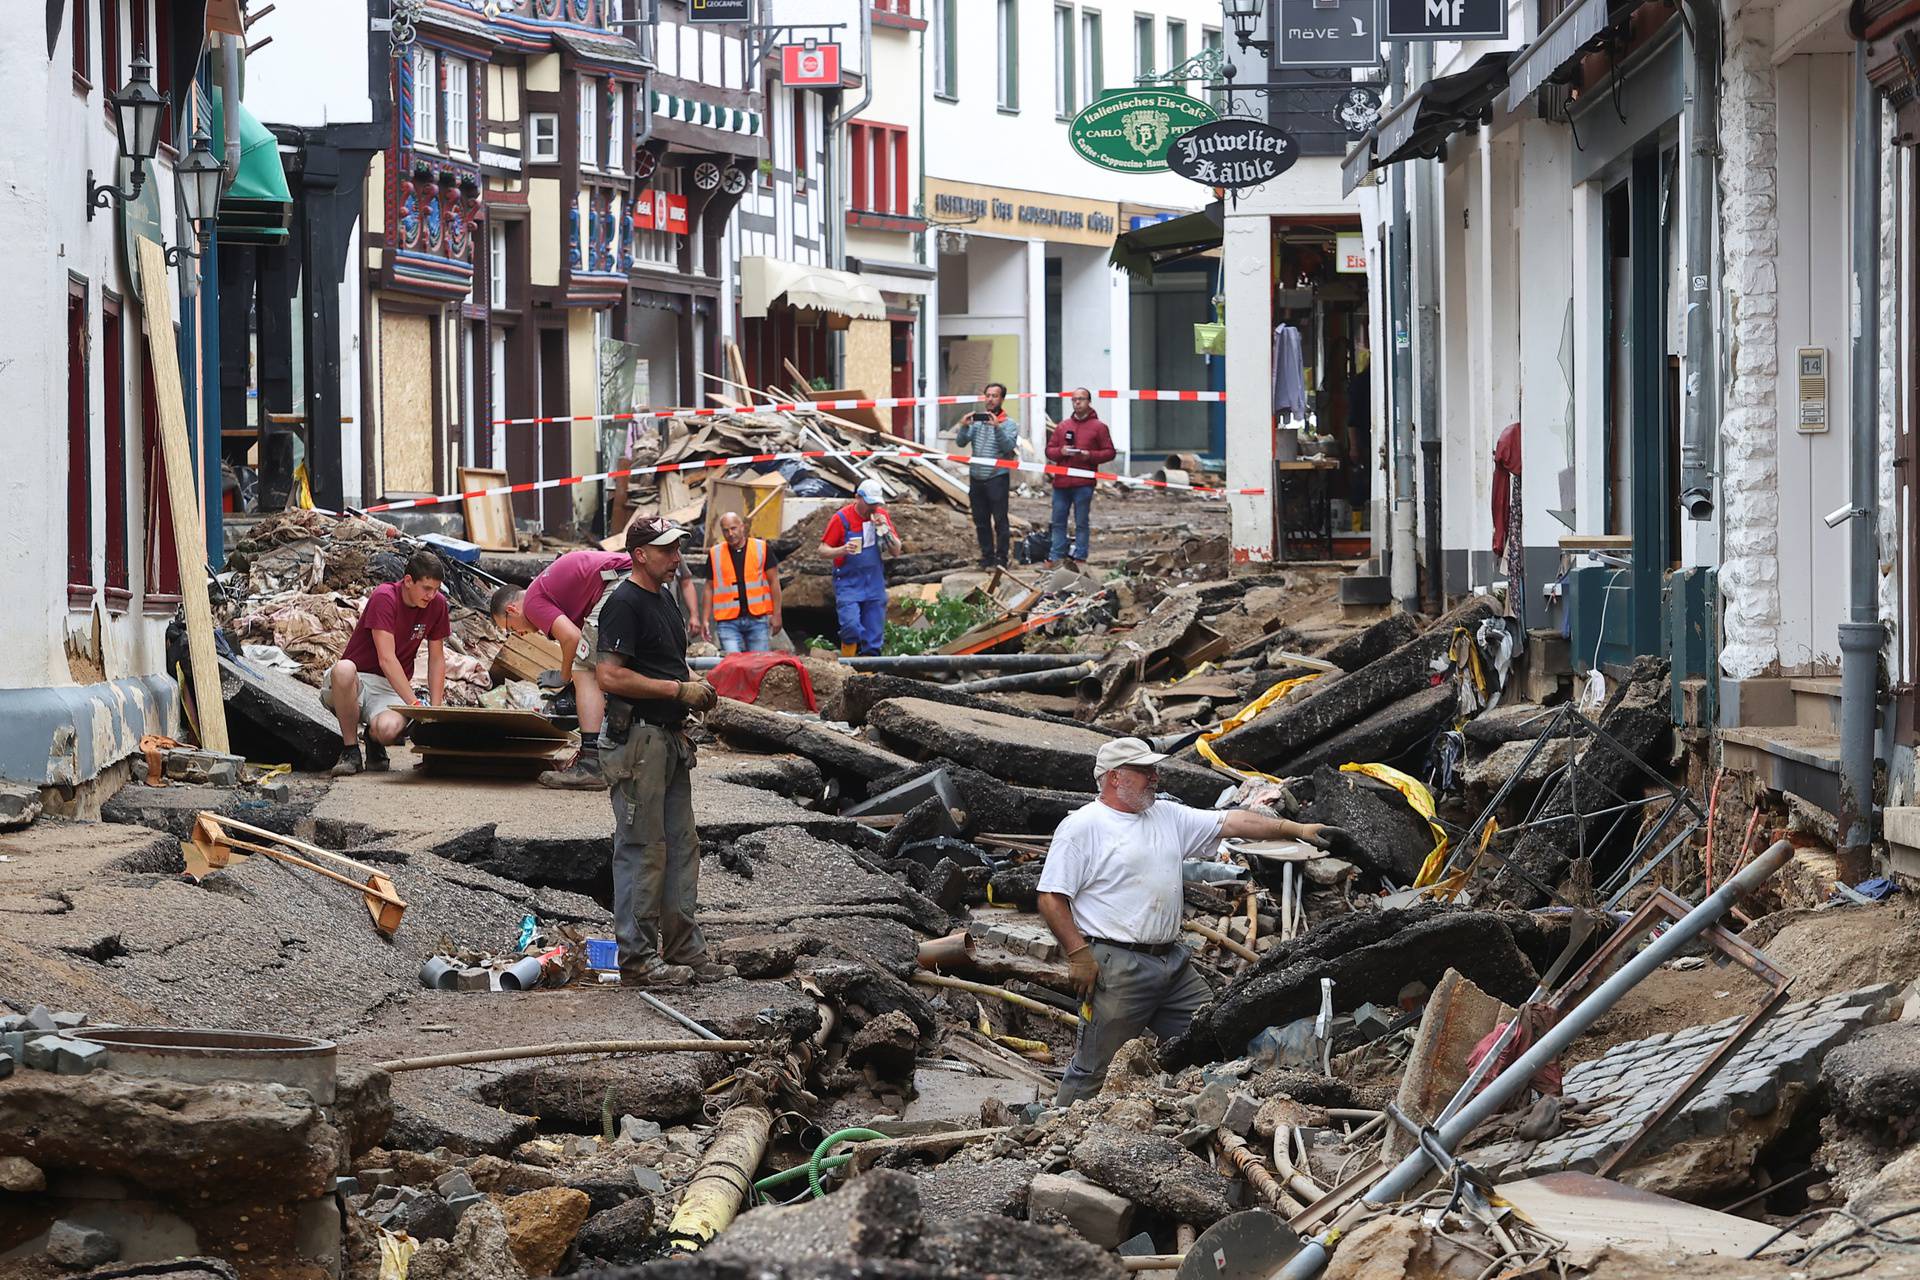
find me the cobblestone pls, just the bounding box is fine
[1469,984,1896,1177]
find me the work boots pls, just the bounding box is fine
[366,740,391,772]
[691,958,737,982]
[621,964,694,988]
[539,749,606,790]
[329,745,363,778]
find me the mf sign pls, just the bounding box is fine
[1277,0,1381,69]
[781,43,842,86]
[1383,0,1507,40]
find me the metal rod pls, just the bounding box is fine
[949,661,1098,693]
[1678,0,1721,518]
[1278,840,1796,1279]
[378,1037,763,1073]
[632,989,723,1041]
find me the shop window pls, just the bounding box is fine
[414,47,438,148]
[632,167,681,269]
[67,281,91,594]
[1134,13,1152,77]
[1054,5,1075,118]
[1168,18,1186,70]
[103,294,128,596]
[529,113,559,162]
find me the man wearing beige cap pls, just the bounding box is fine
[1037,737,1340,1104]
[593,517,735,988]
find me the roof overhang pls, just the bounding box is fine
[740,256,886,322]
[1373,52,1514,167]
[1109,203,1224,282]
[1505,0,1635,110]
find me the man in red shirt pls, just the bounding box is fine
[492,548,632,789]
[1044,388,1118,571]
[323,550,451,777]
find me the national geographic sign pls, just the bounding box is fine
[1068,89,1219,174]
[1167,118,1300,189]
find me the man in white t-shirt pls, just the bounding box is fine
[1037,737,1338,1105]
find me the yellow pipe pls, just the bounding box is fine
[667,1099,773,1253]
[910,971,1080,1027]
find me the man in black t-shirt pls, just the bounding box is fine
[593,517,736,988]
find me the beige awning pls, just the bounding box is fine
[740,256,886,321]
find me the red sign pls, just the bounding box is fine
[632,190,689,235]
[780,42,841,86]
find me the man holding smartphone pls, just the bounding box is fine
[953,382,1019,568]
[1044,388,1117,571]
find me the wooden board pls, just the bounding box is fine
[808,388,889,436]
[491,632,568,683]
[704,473,786,544]
[380,312,436,493]
[459,467,515,551]
[137,239,229,753]
[393,704,577,739]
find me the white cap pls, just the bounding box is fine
[1094,736,1170,780]
[856,478,888,506]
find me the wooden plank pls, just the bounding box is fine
[493,632,566,683]
[137,239,228,754]
[394,703,577,740]
[459,466,514,551]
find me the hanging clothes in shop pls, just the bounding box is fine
[1492,422,1524,624]
[1272,323,1307,422]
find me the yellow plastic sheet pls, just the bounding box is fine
[377,1230,417,1280]
[1338,761,1450,887]
[1194,673,1324,783]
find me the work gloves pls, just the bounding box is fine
[1297,824,1351,851]
[1066,944,1101,1000]
[675,680,719,713]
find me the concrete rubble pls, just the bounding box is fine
[12,497,1920,1280]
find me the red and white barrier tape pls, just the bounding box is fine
[487,387,1226,429]
[359,446,1264,515]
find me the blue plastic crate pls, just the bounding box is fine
[585,938,618,971]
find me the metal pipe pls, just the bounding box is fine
[1387,46,1418,611]
[1411,44,1442,614]
[218,34,243,183]
[1678,0,1721,518]
[1839,50,1886,877]
[632,989,723,1041]
[949,661,1097,693]
[1277,840,1796,1279]
[690,653,1099,673]
[378,1037,763,1073]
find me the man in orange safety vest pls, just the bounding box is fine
[705,510,783,652]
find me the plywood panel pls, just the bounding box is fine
[381,311,436,494]
[460,467,514,550]
[844,318,891,402]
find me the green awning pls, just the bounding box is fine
[1109,204,1223,281]
[210,88,292,244]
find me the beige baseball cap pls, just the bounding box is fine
[1094,736,1170,780]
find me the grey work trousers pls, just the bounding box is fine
[603,722,708,977]
[1055,941,1212,1106]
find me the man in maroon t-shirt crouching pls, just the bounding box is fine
[323,550,451,777]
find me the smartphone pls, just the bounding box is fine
[1064,429,1077,446]
[970,411,994,423]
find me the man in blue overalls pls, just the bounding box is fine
[817,478,902,656]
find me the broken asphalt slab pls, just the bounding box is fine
[706,697,916,788]
[217,654,347,772]
[865,698,1223,804]
[835,672,1108,734]
[1165,903,1569,1069]
[1203,598,1498,774]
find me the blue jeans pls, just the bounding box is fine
[835,595,887,655]
[1049,485,1095,562]
[716,616,772,653]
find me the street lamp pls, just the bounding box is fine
[86,52,169,219]
[1223,0,1270,53]
[166,128,226,265]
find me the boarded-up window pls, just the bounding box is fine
[381,311,437,494]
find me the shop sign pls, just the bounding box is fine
[924,177,1120,248]
[633,190,689,235]
[1336,233,1367,273]
[780,42,841,87]
[1383,0,1508,40]
[1166,118,1299,189]
[687,0,750,23]
[1277,0,1381,68]
[1068,89,1218,174]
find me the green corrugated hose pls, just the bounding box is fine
[748,1127,888,1205]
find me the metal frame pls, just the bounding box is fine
[1544,886,1793,1178]
[1432,702,1705,909]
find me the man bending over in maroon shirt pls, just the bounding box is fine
[323,550,450,777]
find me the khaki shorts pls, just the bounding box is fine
[321,667,406,727]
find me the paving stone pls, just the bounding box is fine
[1028,1171,1134,1248]
[45,1221,118,1268]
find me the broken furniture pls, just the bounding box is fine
[393,704,579,778]
[186,812,407,936]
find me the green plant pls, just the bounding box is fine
[882,595,996,656]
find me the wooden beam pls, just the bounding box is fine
[137,239,229,753]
